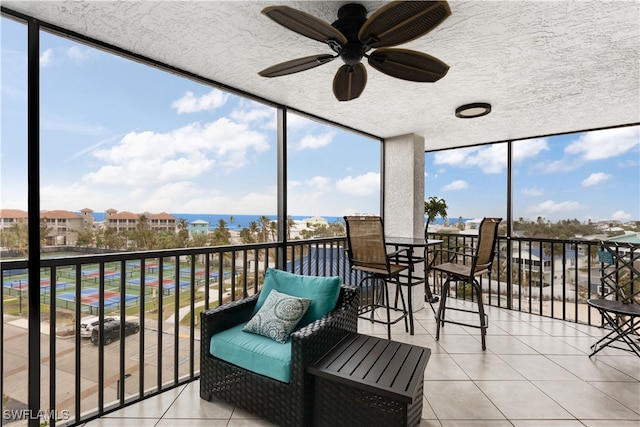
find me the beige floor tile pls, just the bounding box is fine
[581,421,640,427]
[490,320,547,336]
[450,353,525,380]
[227,420,277,427]
[156,420,229,426]
[498,354,580,380]
[84,418,159,426]
[418,420,443,427]
[100,385,185,418]
[587,381,640,413]
[547,355,639,382]
[475,380,573,419]
[439,420,513,426]
[432,334,484,353]
[424,381,504,420]
[515,335,587,355]
[533,380,640,420]
[422,395,438,419]
[595,354,640,380]
[163,381,234,419]
[510,420,583,427]
[483,335,538,355]
[423,353,470,380]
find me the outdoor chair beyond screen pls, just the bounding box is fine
[587,241,640,357]
[344,215,409,340]
[431,217,501,350]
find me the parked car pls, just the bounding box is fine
[91,320,140,345]
[80,316,117,338]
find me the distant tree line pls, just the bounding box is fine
[0,214,347,254]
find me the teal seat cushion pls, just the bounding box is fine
[253,269,341,327]
[210,322,292,383]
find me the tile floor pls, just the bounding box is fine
[83,299,640,427]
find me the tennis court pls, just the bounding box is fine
[127,276,190,294]
[3,278,71,292]
[179,269,233,279]
[127,262,174,273]
[58,288,140,314]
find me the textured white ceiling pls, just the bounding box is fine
[3,1,639,150]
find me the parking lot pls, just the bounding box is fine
[2,315,199,421]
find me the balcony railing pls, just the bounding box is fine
[1,235,638,426]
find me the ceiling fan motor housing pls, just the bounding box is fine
[332,3,368,66]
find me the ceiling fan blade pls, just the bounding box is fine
[368,48,449,82]
[262,6,347,45]
[333,63,367,101]
[259,54,336,77]
[359,1,451,48]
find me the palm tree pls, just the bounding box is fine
[176,218,190,247]
[424,196,448,233]
[212,219,231,246]
[286,215,295,240]
[258,216,272,242]
[39,218,52,250]
[0,221,28,256]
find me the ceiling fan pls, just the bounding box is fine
[258,1,451,101]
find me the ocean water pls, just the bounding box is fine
[87,212,468,230]
[89,212,341,230]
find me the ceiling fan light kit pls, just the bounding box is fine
[259,1,452,101]
[455,103,492,118]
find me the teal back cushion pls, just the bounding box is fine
[253,269,341,327]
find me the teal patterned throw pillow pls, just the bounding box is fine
[243,289,312,343]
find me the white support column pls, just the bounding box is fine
[383,133,426,314]
[383,133,425,238]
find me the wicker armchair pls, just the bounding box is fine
[200,285,359,427]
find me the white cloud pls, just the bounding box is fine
[86,118,269,185]
[611,210,632,221]
[434,140,548,175]
[521,186,544,196]
[286,113,317,130]
[66,46,91,63]
[581,172,612,187]
[442,180,468,191]
[618,159,639,168]
[532,200,584,213]
[230,101,275,128]
[532,158,582,174]
[172,89,229,113]
[305,176,331,191]
[512,138,550,162]
[40,49,53,67]
[336,172,379,196]
[294,131,336,150]
[565,127,640,160]
[435,145,505,174]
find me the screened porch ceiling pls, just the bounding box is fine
[4,1,639,150]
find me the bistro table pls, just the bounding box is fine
[385,237,443,335]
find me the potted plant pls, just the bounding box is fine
[424,196,448,232]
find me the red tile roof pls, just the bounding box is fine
[40,210,82,219]
[0,209,28,219]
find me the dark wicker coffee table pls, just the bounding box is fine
[308,333,430,427]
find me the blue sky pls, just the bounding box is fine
[2,18,639,223]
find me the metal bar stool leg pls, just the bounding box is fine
[436,276,451,342]
[473,279,488,351]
